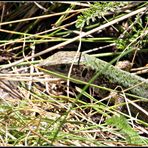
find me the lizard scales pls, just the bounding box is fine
[40,51,148,98]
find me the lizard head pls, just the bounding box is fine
[39,51,95,82]
[42,62,94,82]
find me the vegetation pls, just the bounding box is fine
[0,2,147,146]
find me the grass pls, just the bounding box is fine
[0,2,148,146]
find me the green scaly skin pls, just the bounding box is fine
[40,51,148,99]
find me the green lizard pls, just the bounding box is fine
[40,51,148,99]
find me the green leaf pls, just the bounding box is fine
[76,2,129,28]
[106,115,147,145]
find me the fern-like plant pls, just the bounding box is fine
[106,115,148,145]
[76,2,129,28]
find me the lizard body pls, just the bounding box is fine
[40,51,148,99]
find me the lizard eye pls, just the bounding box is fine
[57,64,67,72]
[82,68,88,78]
